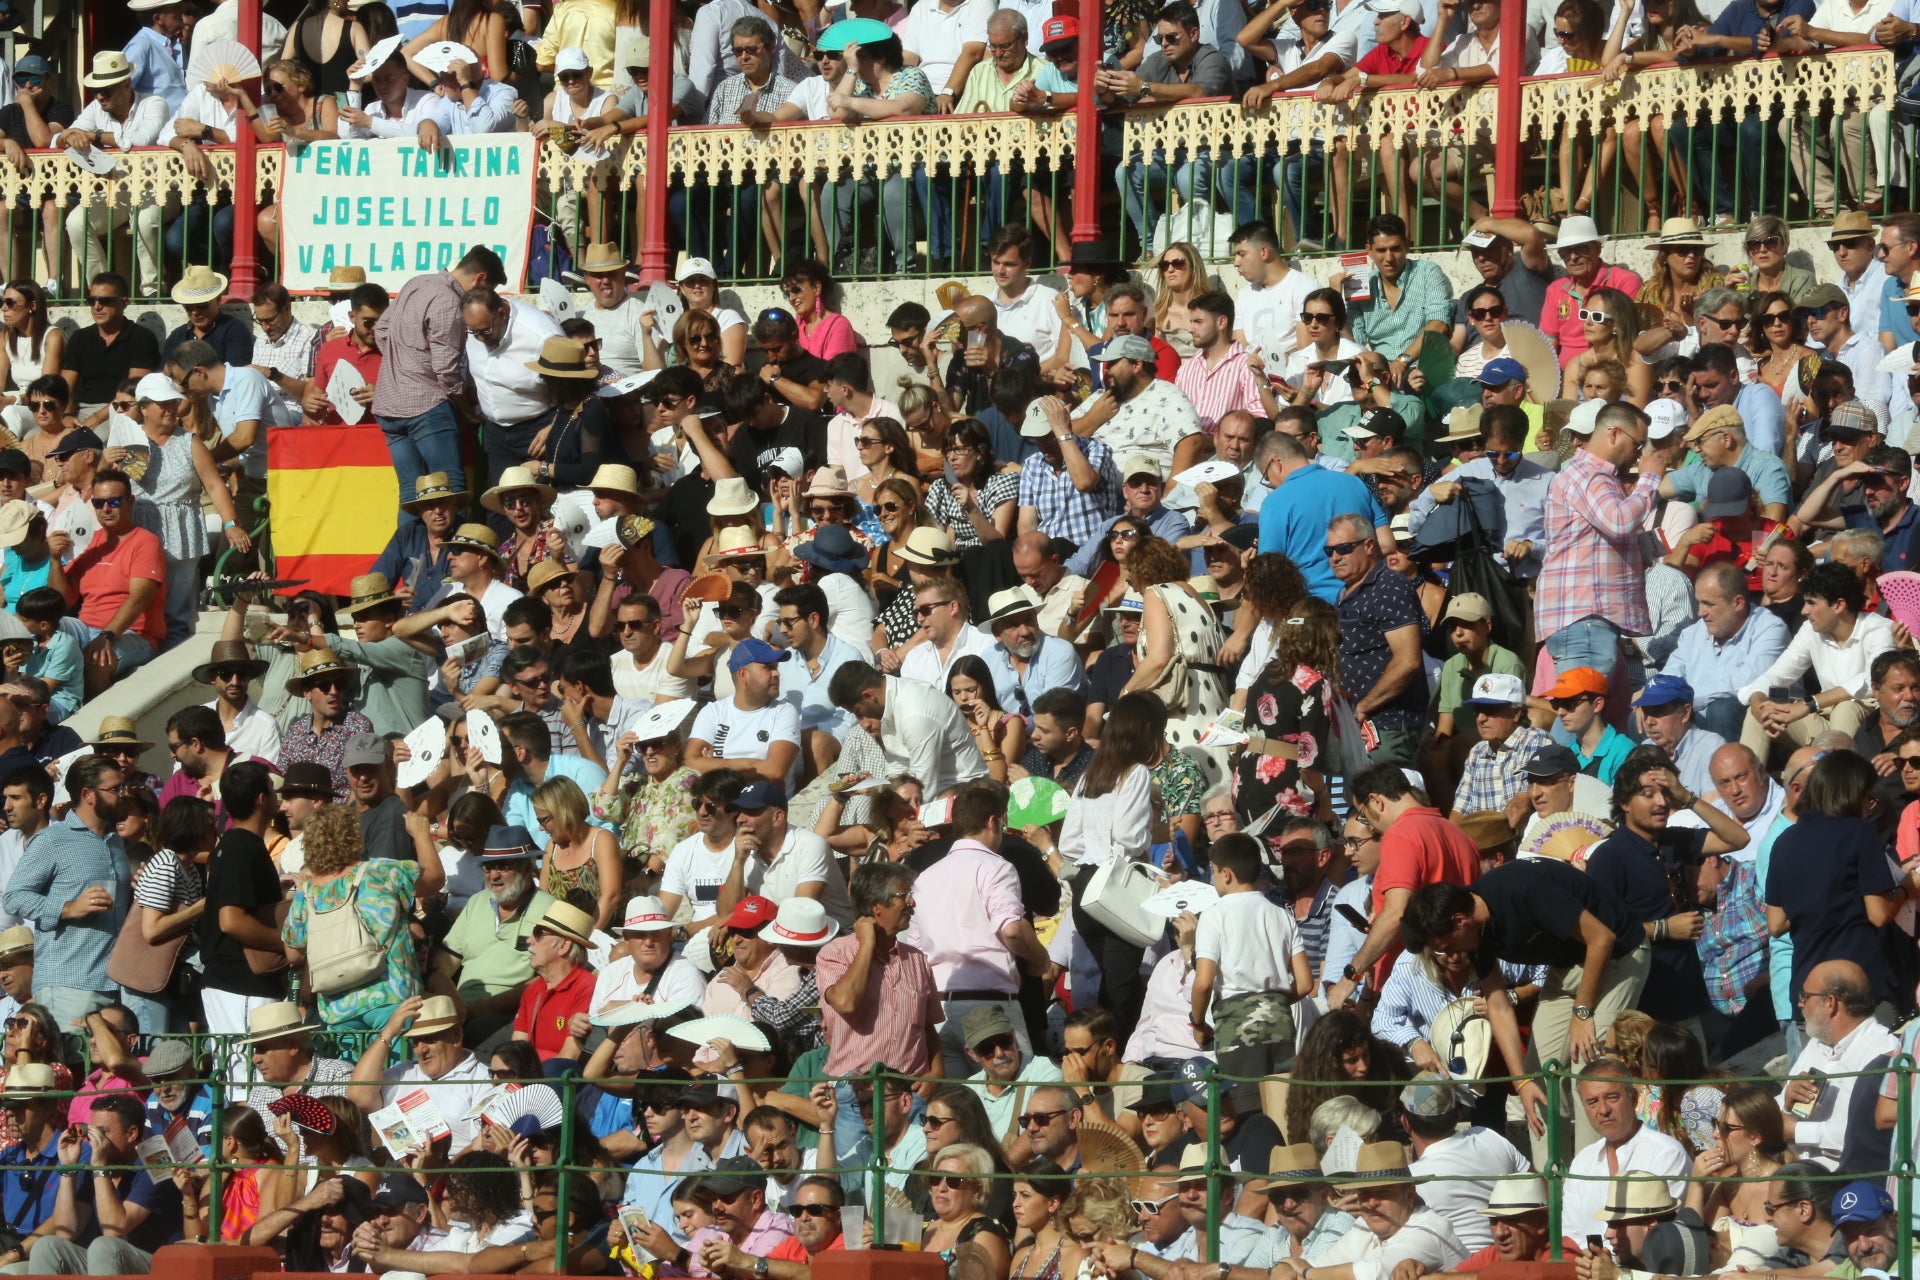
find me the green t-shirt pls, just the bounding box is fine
[443,888,556,1002]
[1433,643,1526,716]
[780,1045,829,1150]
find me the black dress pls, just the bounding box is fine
[294,11,362,97]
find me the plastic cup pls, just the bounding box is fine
[840,1206,864,1249]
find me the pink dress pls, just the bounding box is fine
[798,310,857,361]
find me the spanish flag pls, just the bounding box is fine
[267,426,399,597]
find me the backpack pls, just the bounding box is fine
[306,865,387,997]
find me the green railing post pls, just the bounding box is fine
[1204,1062,1221,1263]
[556,1071,577,1267]
[207,1075,227,1244]
[1898,1055,1913,1280]
[869,1062,886,1246]
[1545,1058,1564,1262]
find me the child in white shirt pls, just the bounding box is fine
[1191,832,1313,1082]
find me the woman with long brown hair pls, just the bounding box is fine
[1746,290,1820,402]
[280,0,372,96]
[1059,692,1166,1028]
[1234,598,1339,829]
[868,473,931,601]
[401,0,510,83]
[925,417,1019,547]
[0,279,58,398]
[1283,1007,1413,1144]
[1684,1082,1787,1229]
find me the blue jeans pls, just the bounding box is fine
[40,984,112,1044]
[912,162,956,265]
[56,619,155,676]
[163,198,234,271]
[162,554,198,651]
[1669,107,1770,219]
[117,987,177,1038]
[1545,616,1625,680]
[376,401,464,514]
[1118,147,1215,256]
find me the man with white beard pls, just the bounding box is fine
[433,823,557,1046]
[979,586,1087,715]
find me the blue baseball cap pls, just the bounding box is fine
[1831,1181,1894,1226]
[12,54,49,79]
[1632,674,1695,709]
[727,636,792,673]
[732,779,789,811]
[1476,357,1528,387]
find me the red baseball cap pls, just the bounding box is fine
[1040,15,1078,46]
[725,896,779,930]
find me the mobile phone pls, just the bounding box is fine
[1768,686,1792,703]
[1788,1080,1822,1118]
[1335,903,1372,932]
[1587,1236,1606,1254]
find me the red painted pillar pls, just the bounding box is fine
[1070,0,1103,243]
[639,0,676,283]
[228,0,264,295]
[1490,0,1525,217]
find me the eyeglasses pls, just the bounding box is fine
[491,1068,518,1080]
[501,493,537,509]
[792,1203,838,1219]
[1763,1197,1811,1216]
[730,42,768,55]
[855,436,884,448]
[1549,695,1592,711]
[1301,311,1336,325]
[27,400,57,413]
[1797,987,1840,1004]
[1715,1120,1748,1136]
[1745,235,1785,251]
[1699,314,1743,330]
[1898,754,1920,769]
[1656,378,1686,392]
[781,284,807,297]
[308,676,350,693]
[208,667,249,681]
[914,603,947,618]
[1110,528,1140,542]
[1576,308,1613,324]
[87,295,125,307]
[928,1175,976,1190]
[1323,538,1365,556]
[686,333,719,347]
[1468,306,1507,320]
[92,784,125,797]
[0,298,23,311]
[1018,1110,1066,1128]
[987,38,1020,50]
[1157,258,1190,271]
[13,75,40,87]
[1487,450,1522,462]
[808,504,840,518]
[877,501,903,514]
[973,1033,1017,1055]
[920,1113,958,1129]
[1342,834,1373,849]
[111,399,137,412]
[91,496,126,510]
[1553,23,1574,35]
[1132,1194,1180,1215]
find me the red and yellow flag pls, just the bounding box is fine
[267,426,399,596]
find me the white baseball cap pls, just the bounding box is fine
[555,46,593,74]
[1645,399,1687,441]
[1566,399,1605,436]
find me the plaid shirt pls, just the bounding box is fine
[281,711,377,801]
[1536,448,1659,641]
[1018,435,1122,543]
[705,71,796,125]
[1350,258,1454,359]
[1454,724,1552,816]
[252,317,321,418]
[1698,854,1767,1017]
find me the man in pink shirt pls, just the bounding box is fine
[689,1157,797,1278]
[815,862,942,1081]
[1325,763,1481,1008]
[903,784,1057,1077]
[1538,216,1644,367]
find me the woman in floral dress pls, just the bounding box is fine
[593,722,698,895]
[1232,597,1340,833]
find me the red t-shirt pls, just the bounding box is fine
[69,526,166,647]
[1455,1238,1581,1271]
[513,964,596,1059]
[1369,806,1480,981]
[310,334,385,426]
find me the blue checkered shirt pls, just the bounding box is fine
[1453,725,1553,816]
[1698,855,1767,1018]
[1017,435,1122,543]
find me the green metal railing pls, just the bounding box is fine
[8,1049,1912,1275]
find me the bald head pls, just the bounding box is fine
[955,296,997,331]
[1803,959,1873,1040]
[1807,959,1870,997]
[1012,531,1064,594]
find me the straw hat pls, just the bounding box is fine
[241,1001,314,1045]
[526,558,585,596]
[709,526,767,561]
[803,464,853,500]
[1439,404,1485,443]
[1331,1142,1416,1192]
[588,464,640,498]
[894,526,959,567]
[0,926,32,964]
[708,477,759,518]
[1479,1178,1552,1219]
[88,716,152,751]
[983,585,1043,626]
[577,242,630,274]
[0,500,36,549]
[535,900,596,948]
[620,895,676,934]
[342,572,401,616]
[171,265,229,306]
[0,1063,54,1099]
[1265,1144,1330,1191]
[1652,216,1710,248]
[328,265,368,288]
[1827,210,1876,243]
[1596,1177,1679,1222]
[481,466,557,514]
[443,523,506,562]
[402,471,468,513]
[190,639,269,685]
[401,995,461,1038]
[286,647,356,694]
[525,337,599,380]
[82,51,135,88]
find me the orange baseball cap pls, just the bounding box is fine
[1546,667,1607,699]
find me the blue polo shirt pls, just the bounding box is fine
[1572,724,1637,786]
[1882,273,1917,345]
[0,1136,73,1236]
[1844,502,1920,573]
[1257,464,1388,603]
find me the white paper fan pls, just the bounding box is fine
[547,490,596,559]
[484,1082,565,1132]
[589,994,696,1028]
[645,281,684,340]
[63,147,120,176]
[51,747,88,797]
[416,40,480,76]
[396,716,447,790]
[538,276,578,324]
[667,1013,770,1053]
[1142,882,1218,917]
[466,709,501,764]
[186,39,262,90]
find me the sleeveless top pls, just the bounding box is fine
[297,12,361,96]
[545,839,602,919]
[554,89,616,162]
[6,331,43,391]
[132,429,207,561]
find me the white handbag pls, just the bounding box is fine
[1079,856,1167,950]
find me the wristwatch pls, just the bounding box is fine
[1341,963,1360,982]
[754,1258,771,1277]
[1572,1004,1595,1020]
[1804,694,1820,715]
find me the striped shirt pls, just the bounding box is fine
[1175,342,1267,431]
[1372,949,1549,1052]
[1266,876,1338,976]
[371,271,467,420]
[1535,447,1659,641]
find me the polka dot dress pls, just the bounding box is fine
[1138,582,1230,786]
